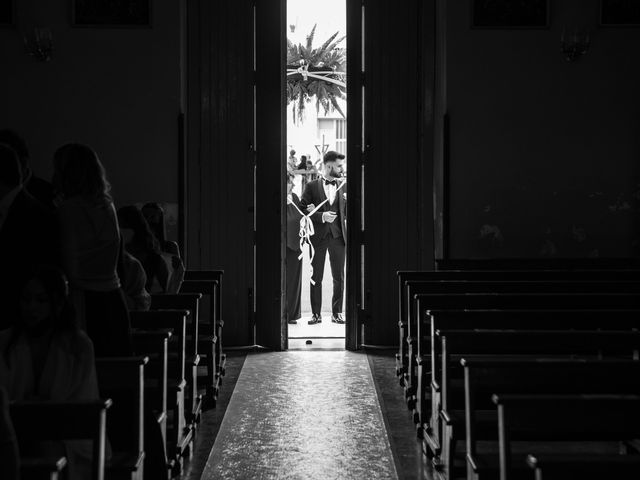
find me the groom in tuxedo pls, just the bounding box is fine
[301,151,347,325]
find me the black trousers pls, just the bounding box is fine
[310,234,345,315]
[286,247,302,321]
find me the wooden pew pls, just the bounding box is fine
[432,330,640,478]
[130,310,191,475]
[412,292,640,433]
[411,291,640,442]
[399,274,640,405]
[435,258,640,271]
[462,360,640,480]
[20,457,67,480]
[132,330,171,451]
[494,394,640,480]
[405,280,640,408]
[526,453,640,480]
[151,293,203,424]
[95,357,148,480]
[180,273,223,406]
[419,308,640,439]
[11,400,112,480]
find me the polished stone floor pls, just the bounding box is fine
[201,351,399,480]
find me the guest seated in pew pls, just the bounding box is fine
[0,144,60,330]
[118,205,175,293]
[117,240,152,311]
[53,143,132,356]
[141,202,185,293]
[0,386,19,480]
[0,266,107,480]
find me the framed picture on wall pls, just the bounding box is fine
[72,0,151,27]
[471,0,549,29]
[601,0,640,27]
[0,0,14,27]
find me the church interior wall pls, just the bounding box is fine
[0,0,182,208]
[443,0,640,259]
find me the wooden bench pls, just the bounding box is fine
[20,456,67,480]
[493,394,640,480]
[411,292,640,439]
[418,308,640,442]
[431,330,640,474]
[399,273,640,402]
[526,452,640,480]
[130,310,191,475]
[151,293,204,424]
[95,356,148,480]
[405,280,640,406]
[181,271,224,406]
[461,359,640,480]
[10,400,112,480]
[132,329,171,452]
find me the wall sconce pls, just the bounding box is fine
[560,28,590,62]
[23,27,53,62]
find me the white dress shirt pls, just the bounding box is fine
[322,176,337,204]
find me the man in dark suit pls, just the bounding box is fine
[301,151,347,325]
[0,144,59,329]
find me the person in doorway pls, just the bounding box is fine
[287,149,298,173]
[300,151,347,325]
[286,173,303,324]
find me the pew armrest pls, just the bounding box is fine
[21,456,68,476]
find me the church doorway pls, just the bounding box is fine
[284,0,348,348]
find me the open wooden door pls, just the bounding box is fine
[254,0,287,350]
[345,0,364,350]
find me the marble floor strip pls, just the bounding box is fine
[201,351,399,480]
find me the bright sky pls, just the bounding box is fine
[287,0,346,47]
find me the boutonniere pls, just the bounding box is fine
[342,192,347,200]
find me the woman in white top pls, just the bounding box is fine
[53,143,132,356]
[0,266,103,480]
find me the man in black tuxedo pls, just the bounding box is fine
[301,151,347,325]
[0,144,59,329]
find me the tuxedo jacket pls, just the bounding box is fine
[300,178,347,243]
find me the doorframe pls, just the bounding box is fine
[255,0,363,351]
[345,0,363,350]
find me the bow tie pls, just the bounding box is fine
[324,179,337,187]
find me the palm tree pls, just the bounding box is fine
[287,25,346,124]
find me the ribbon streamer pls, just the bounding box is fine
[290,180,346,285]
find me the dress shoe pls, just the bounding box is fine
[287,319,297,325]
[331,313,346,324]
[308,314,322,325]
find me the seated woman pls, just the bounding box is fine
[141,202,185,293]
[118,205,175,294]
[53,143,132,356]
[118,243,152,311]
[0,266,102,480]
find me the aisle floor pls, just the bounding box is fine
[200,351,398,480]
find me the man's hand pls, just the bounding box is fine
[322,211,337,223]
[306,203,315,214]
